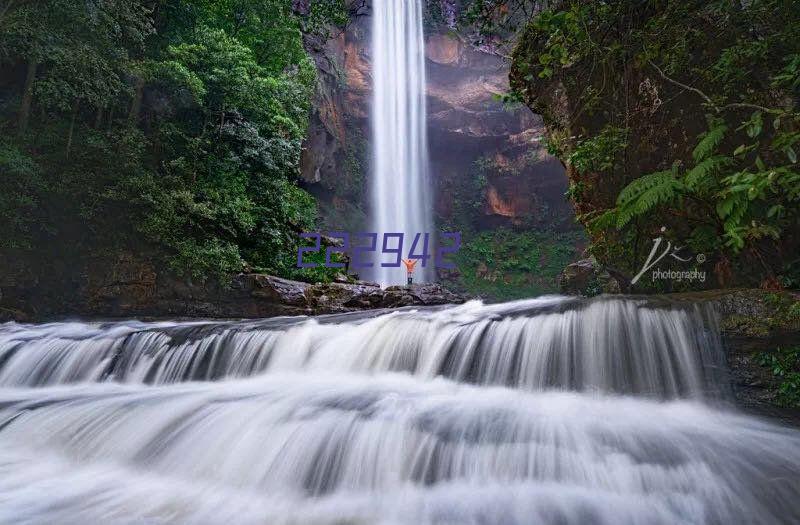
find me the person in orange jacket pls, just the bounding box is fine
[402,258,418,285]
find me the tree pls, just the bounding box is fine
[0,0,345,309]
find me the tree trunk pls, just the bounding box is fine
[66,102,79,159]
[94,105,104,128]
[128,76,144,126]
[18,60,38,133]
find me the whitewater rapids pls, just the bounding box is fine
[0,296,798,524]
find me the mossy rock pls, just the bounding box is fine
[558,258,623,297]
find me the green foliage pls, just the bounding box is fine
[304,0,349,40]
[444,228,582,301]
[608,111,800,254]
[614,168,683,229]
[758,347,800,408]
[692,124,728,163]
[437,151,585,300]
[1,0,153,107]
[0,143,43,250]
[568,126,628,175]
[423,1,448,30]
[529,6,591,79]
[0,0,340,289]
[440,158,491,233]
[509,0,800,287]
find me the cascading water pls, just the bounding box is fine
[0,297,728,398]
[1,296,800,524]
[371,0,433,286]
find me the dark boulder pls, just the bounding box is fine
[558,258,624,296]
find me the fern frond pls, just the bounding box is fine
[692,124,728,162]
[716,193,749,238]
[588,209,618,230]
[684,155,733,192]
[617,170,676,205]
[615,171,683,228]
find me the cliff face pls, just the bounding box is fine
[509,22,708,271]
[424,31,575,231]
[301,10,578,235]
[507,2,800,291]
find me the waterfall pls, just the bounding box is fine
[371,0,433,286]
[0,297,728,398]
[1,297,800,524]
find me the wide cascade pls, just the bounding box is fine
[370,0,433,286]
[1,296,800,524]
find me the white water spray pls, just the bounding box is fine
[1,297,800,523]
[371,0,433,285]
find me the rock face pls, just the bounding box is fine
[424,32,575,231]
[508,6,799,287]
[300,16,371,230]
[300,7,579,232]
[0,253,466,320]
[558,258,625,296]
[668,289,800,423]
[712,290,800,421]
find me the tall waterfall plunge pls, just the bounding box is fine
[1,297,800,524]
[371,0,433,286]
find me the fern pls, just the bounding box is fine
[715,193,742,219]
[617,170,670,205]
[716,191,749,250]
[615,170,683,228]
[684,155,733,192]
[692,124,728,162]
[588,209,618,231]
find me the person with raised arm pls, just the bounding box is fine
[402,258,418,286]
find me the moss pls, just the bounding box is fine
[763,292,800,330]
[714,290,800,336]
[721,314,772,338]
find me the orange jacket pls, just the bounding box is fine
[402,259,418,273]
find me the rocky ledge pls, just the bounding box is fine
[240,275,466,317]
[0,273,466,321]
[557,257,627,295]
[667,289,800,424]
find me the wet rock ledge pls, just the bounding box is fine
[217,275,467,318]
[0,273,466,321]
[668,289,800,423]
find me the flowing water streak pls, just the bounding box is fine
[0,297,728,398]
[371,0,433,285]
[0,374,799,524]
[0,297,799,524]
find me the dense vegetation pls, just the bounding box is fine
[466,0,800,290]
[759,345,800,408]
[0,0,346,298]
[442,227,582,300]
